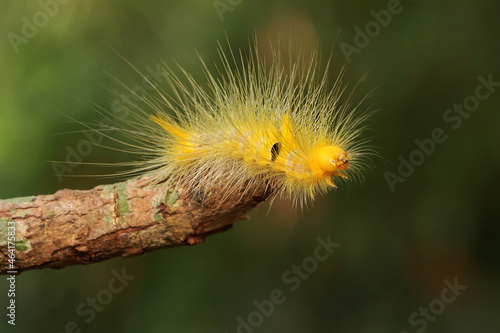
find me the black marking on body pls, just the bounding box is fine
[270,142,281,161]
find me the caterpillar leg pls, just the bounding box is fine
[325,178,338,188]
[334,171,349,180]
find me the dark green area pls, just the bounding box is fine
[1,1,499,332]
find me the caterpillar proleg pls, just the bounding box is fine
[94,38,374,208]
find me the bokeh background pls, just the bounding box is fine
[1,0,499,332]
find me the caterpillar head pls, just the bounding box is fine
[314,146,349,174]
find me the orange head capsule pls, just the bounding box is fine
[313,146,349,175]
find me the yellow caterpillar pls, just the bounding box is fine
[101,39,374,207]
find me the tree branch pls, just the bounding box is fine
[0,177,269,275]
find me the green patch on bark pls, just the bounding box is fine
[0,220,29,250]
[153,211,163,222]
[153,188,178,207]
[13,210,28,218]
[0,218,9,244]
[151,188,177,222]
[165,189,178,206]
[102,184,115,196]
[14,239,28,251]
[115,182,130,222]
[104,212,113,224]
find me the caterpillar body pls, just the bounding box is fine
[101,40,373,207]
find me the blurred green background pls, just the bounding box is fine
[1,0,499,332]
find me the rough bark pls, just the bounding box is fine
[0,177,269,275]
